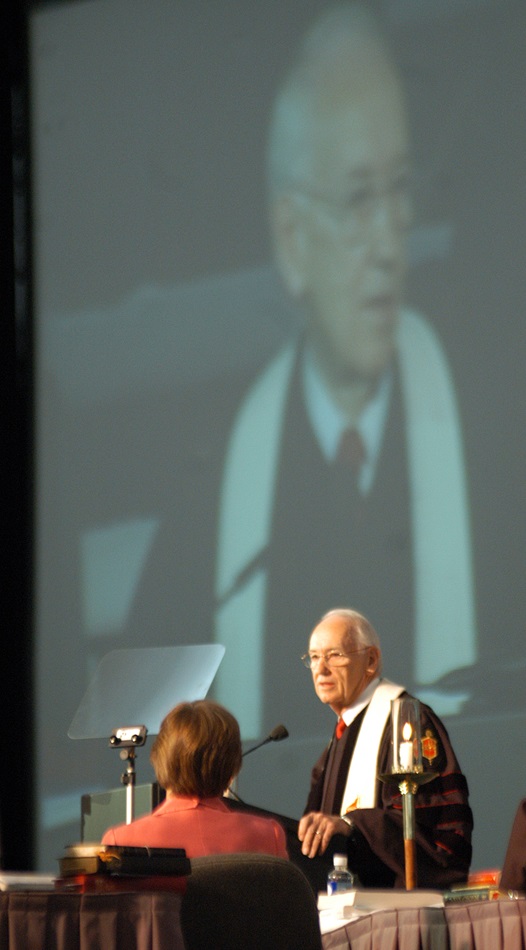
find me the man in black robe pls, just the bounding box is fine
[299,608,473,889]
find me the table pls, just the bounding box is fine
[0,890,186,950]
[322,898,526,950]
[3,887,525,950]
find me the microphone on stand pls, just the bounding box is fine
[242,723,289,758]
[225,724,289,803]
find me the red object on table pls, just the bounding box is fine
[55,874,188,895]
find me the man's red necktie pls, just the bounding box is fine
[335,717,347,740]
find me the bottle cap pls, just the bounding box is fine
[333,853,348,867]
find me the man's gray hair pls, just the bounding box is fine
[266,2,396,197]
[321,607,383,672]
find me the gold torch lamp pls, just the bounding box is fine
[380,697,437,890]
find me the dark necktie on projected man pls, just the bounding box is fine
[330,426,367,518]
[335,428,366,476]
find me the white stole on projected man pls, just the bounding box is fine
[213,308,476,737]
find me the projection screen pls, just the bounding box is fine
[30,0,525,872]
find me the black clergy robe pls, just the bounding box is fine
[305,692,473,889]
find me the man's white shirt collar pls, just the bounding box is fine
[302,347,391,495]
[340,677,381,727]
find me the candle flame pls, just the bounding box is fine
[402,722,412,741]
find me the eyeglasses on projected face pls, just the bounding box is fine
[301,647,369,669]
[289,168,414,245]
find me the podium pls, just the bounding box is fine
[81,783,165,841]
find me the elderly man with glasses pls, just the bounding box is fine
[298,607,473,889]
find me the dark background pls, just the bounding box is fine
[3,0,34,871]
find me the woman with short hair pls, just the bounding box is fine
[101,700,288,858]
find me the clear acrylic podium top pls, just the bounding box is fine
[68,644,225,739]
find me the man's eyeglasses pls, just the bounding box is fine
[290,170,413,244]
[301,648,368,669]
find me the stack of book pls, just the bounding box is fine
[56,843,191,894]
[443,868,503,903]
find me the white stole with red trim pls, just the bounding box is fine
[340,680,404,814]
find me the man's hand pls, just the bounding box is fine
[298,811,353,857]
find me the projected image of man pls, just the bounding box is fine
[213,3,476,741]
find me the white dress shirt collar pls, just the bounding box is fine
[302,346,392,495]
[340,677,381,727]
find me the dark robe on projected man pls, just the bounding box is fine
[248,359,413,740]
[212,308,476,741]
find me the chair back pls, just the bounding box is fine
[180,852,323,950]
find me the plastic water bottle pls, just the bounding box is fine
[327,853,355,895]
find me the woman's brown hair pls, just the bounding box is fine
[150,699,242,797]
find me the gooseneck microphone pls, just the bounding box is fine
[242,723,289,758]
[268,723,289,741]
